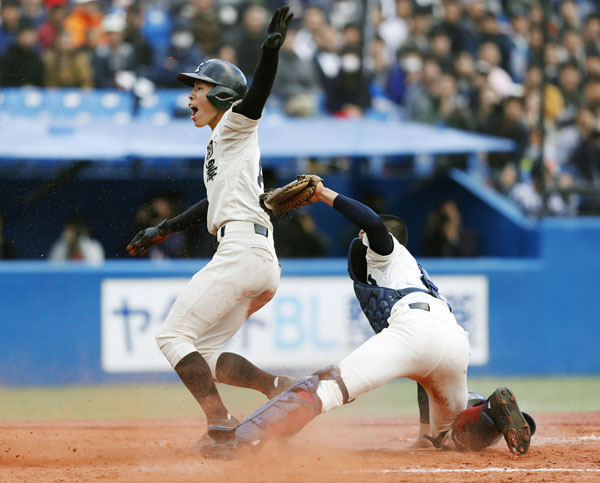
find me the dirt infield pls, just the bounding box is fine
[1,412,599,482]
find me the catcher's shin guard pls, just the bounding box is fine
[233,366,349,446]
[233,375,322,446]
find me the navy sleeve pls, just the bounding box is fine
[162,198,209,234]
[233,47,278,120]
[333,194,393,255]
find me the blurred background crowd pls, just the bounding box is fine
[1,0,600,260]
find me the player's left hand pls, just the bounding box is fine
[126,219,171,256]
[263,5,293,50]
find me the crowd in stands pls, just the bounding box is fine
[1,0,600,229]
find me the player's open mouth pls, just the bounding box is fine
[189,105,198,118]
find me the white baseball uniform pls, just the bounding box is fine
[317,234,470,438]
[156,103,280,376]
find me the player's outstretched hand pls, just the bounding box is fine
[126,220,171,256]
[263,5,293,50]
[307,177,324,204]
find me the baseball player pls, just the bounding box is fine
[126,6,295,451]
[209,179,534,455]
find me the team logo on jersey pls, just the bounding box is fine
[205,140,217,181]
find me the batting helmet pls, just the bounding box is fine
[177,59,248,110]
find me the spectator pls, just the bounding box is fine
[556,61,585,127]
[434,0,474,57]
[21,0,45,28]
[0,19,44,87]
[189,0,222,56]
[558,0,582,33]
[556,107,597,167]
[294,4,328,62]
[273,211,328,258]
[428,28,454,73]
[43,29,94,88]
[215,43,237,65]
[404,55,441,123]
[509,163,578,217]
[479,10,513,73]
[582,13,600,54]
[481,95,530,175]
[376,0,411,58]
[48,216,105,263]
[231,3,269,77]
[435,73,474,131]
[523,63,565,129]
[584,48,600,81]
[150,20,204,88]
[400,5,431,54]
[453,51,476,108]
[93,13,135,89]
[272,26,322,117]
[63,0,103,50]
[507,9,530,83]
[325,46,371,117]
[123,2,155,79]
[421,199,479,257]
[0,0,21,57]
[313,23,342,96]
[561,28,586,71]
[367,35,394,101]
[0,209,16,260]
[567,110,600,213]
[584,77,600,116]
[37,0,68,50]
[477,40,516,98]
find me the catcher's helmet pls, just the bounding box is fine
[177,59,247,110]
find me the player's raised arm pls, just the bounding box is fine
[233,6,293,120]
[311,181,394,255]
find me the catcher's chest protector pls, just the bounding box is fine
[347,238,445,333]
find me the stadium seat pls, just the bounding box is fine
[136,89,190,125]
[0,88,135,124]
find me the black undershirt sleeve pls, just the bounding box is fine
[332,194,394,256]
[233,47,279,120]
[162,198,209,234]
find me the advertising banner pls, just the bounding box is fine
[101,275,488,373]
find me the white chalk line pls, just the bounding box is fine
[353,468,600,475]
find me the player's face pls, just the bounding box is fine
[188,80,223,129]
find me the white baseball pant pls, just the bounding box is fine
[155,221,280,376]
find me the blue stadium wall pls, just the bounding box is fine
[1,217,599,386]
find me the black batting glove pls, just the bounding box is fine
[262,5,293,50]
[126,219,171,256]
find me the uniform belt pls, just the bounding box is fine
[409,302,430,311]
[218,222,269,242]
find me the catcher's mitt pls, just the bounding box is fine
[259,174,323,216]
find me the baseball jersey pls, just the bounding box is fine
[203,101,272,235]
[362,233,430,295]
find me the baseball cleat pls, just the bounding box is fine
[190,414,239,452]
[486,387,531,455]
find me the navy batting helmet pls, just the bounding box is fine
[177,59,248,110]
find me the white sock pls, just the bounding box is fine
[316,379,345,413]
